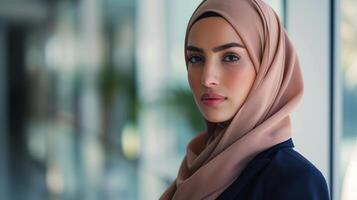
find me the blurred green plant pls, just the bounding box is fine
[98,64,121,106]
[97,64,138,123]
[163,87,205,134]
[97,63,203,135]
[96,63,139,152]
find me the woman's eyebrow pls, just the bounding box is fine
[186,46,204,53]
[186,42,245,53]
[213,42,245,52]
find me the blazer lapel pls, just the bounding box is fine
[216,138,294,200]
[217,157,271,200]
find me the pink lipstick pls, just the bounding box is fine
[201,93,227,107]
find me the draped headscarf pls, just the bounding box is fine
[160,0,304,199]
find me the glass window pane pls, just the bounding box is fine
[340,0,357,199]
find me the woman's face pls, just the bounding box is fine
[186,17,256,123]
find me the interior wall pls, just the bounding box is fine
[286,0,331,195]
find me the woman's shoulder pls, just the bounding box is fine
[217,139,330,200]
[267,146,325,179]
[260,146,330,199]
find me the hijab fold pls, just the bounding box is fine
[160,0,304,199]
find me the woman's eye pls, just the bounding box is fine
[223,54,240,62]
[188,55,204,64]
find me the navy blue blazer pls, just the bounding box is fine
[217,138,330,200]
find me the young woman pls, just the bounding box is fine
[160,0,330,199]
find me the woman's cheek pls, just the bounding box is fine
[224,71,245,90]
[188,73,197,88]
[224,72,251,99]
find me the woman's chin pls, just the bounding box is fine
[202,113,230,123]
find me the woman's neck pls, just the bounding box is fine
[206,118,232,134]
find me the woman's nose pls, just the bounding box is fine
[201,62,219,87]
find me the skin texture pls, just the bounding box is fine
[186,17,257,123]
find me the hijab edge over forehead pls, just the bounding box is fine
[184,0,265,73]
[185,9,259,70]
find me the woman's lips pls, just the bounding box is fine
[202,98,227,106]
[201,93,227,107]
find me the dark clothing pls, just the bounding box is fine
[217,138,330,200]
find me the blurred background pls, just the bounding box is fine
[0,0,355,199]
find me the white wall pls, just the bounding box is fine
[286,0,331,195]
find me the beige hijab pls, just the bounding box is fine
[160,0,304,199]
